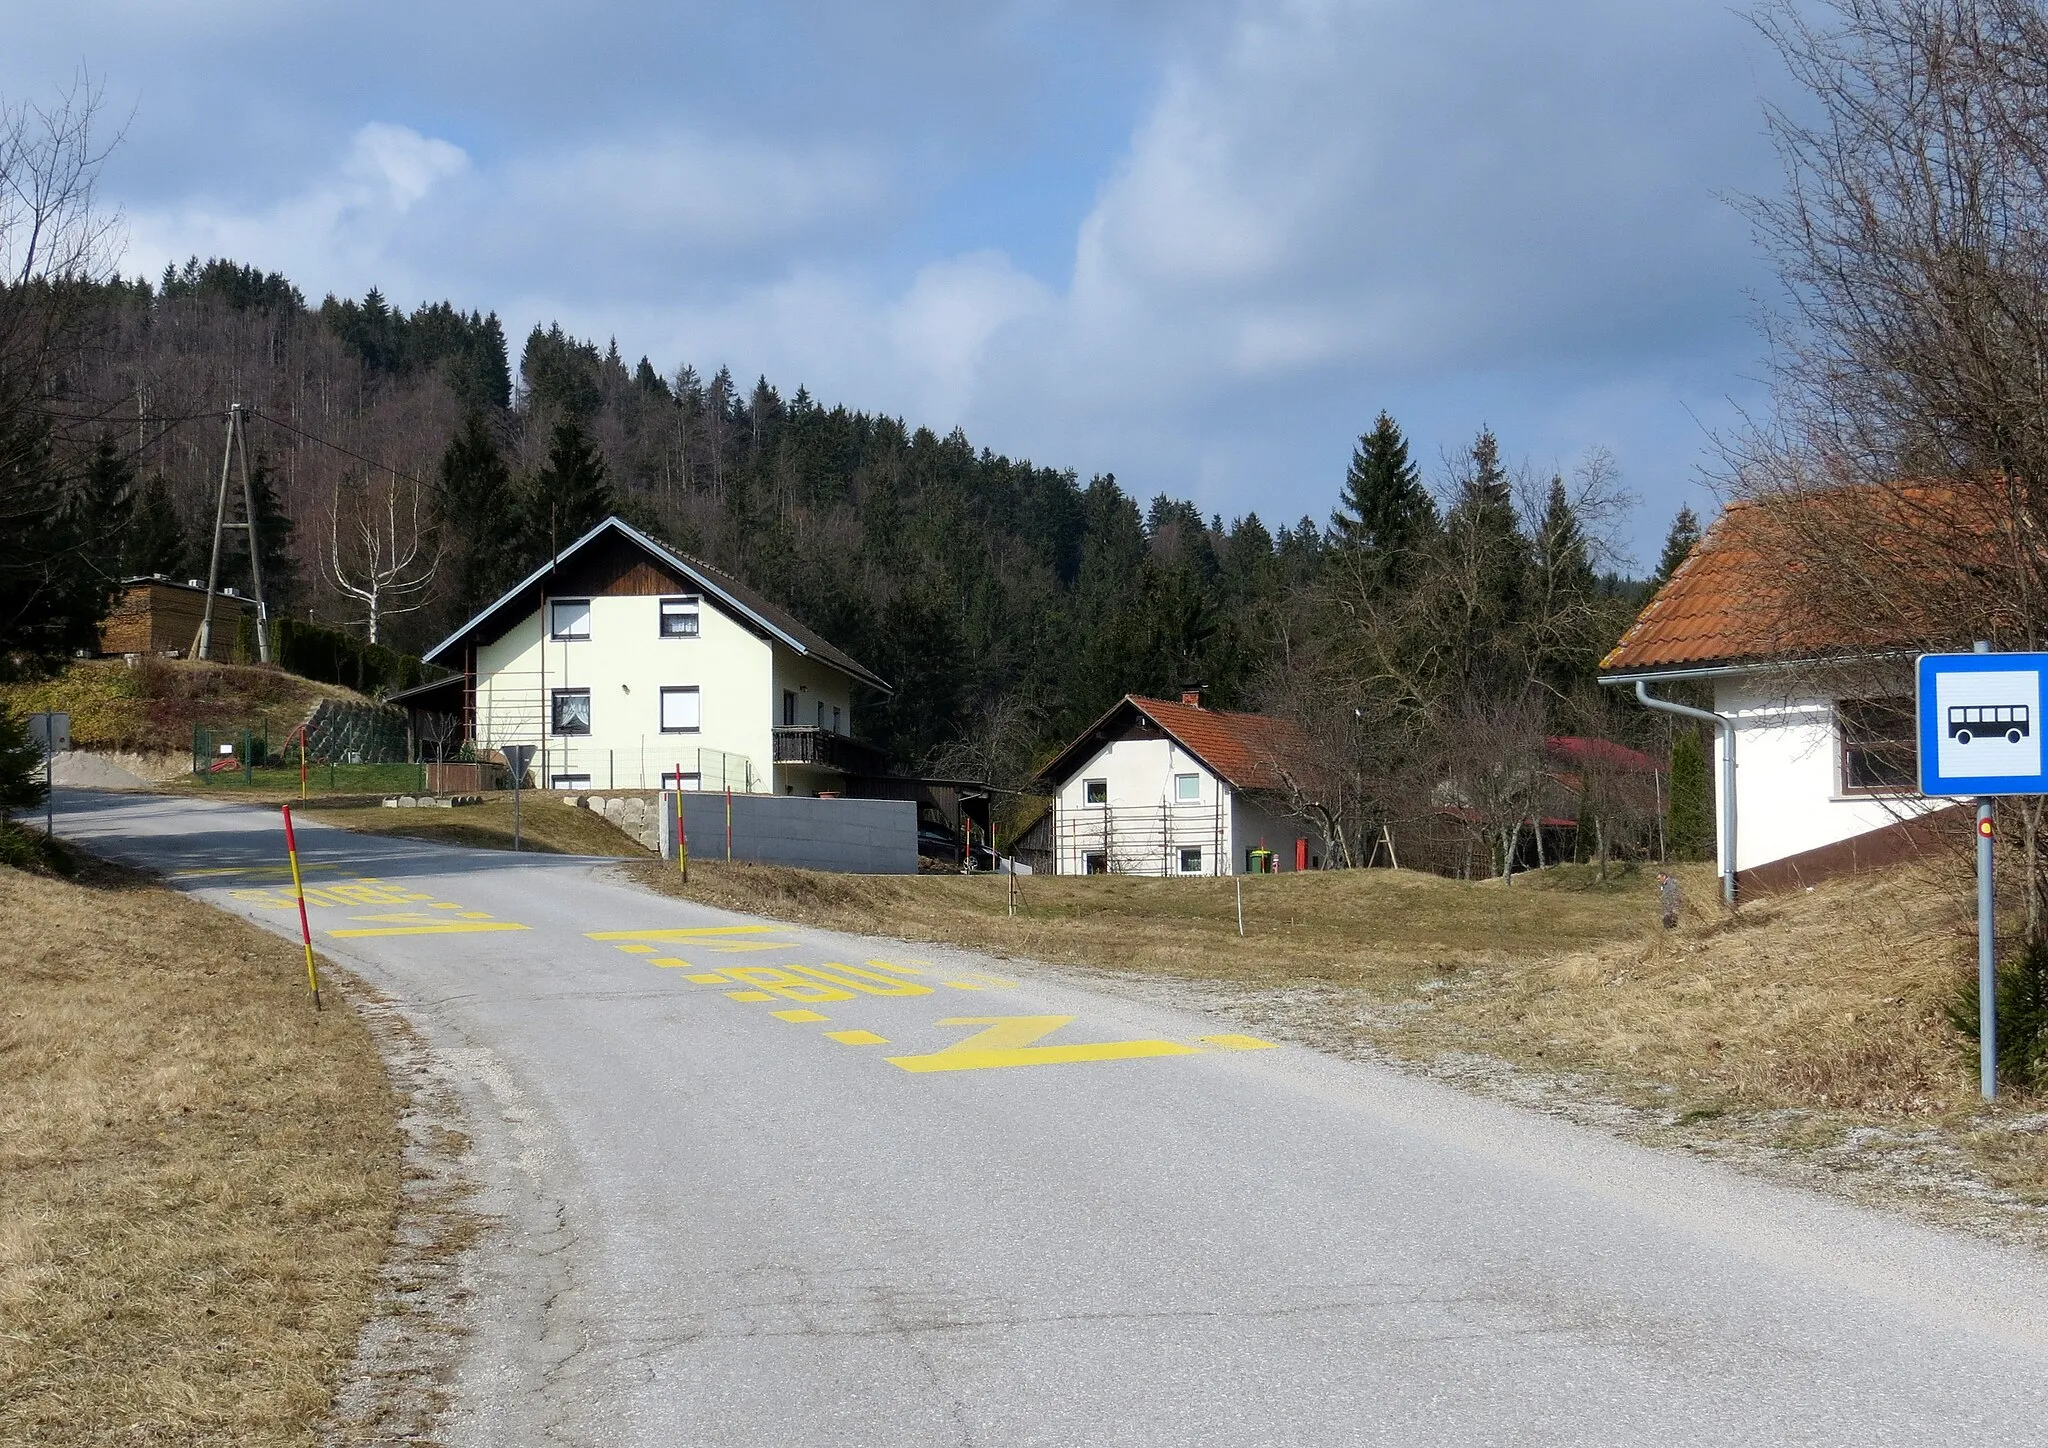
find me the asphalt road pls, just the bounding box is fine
[47,787,2048,1445]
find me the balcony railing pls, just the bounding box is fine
[772,727,887,776]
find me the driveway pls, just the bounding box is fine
[48,787,2048,1445]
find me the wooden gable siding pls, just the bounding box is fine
[551,533,687,597]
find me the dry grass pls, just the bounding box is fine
[0,658,364,757]
[628,856,1685,991]
[305,795,652,858]
[1409,863,1972,1118]
[0,854,401,1446]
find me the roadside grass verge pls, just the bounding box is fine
[0,848,400,1445]
[626,856,1681,993]
[304,795,651,857]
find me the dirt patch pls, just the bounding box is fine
[0,853,403,1445]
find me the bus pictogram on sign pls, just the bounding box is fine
[1948,703,2031,745]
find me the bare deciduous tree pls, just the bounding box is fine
[327,472,440,644]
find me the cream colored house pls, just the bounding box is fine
[419,517,889,794]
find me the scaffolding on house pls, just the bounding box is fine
[1053,797,1229,876]
[474,669,759,791]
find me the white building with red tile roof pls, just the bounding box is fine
[1600,500,1951,900]
[1033,691,1327,876]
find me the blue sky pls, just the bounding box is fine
[8,0,1795,566]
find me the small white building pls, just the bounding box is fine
[1600,499,1948,898]
[1034,692,1326,876]
[416,516,890,795]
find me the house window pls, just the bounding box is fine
[551,688,592,735]
[550,598,591,640]
[817,700,826,728]
[550,772,591,789]
[1083,778,1108,805]
[1175,773,1200,803]
[660,686,701,733]
[1179,846,1203,873]
[832,706,842,734]
[1083,851,1108,875]
[783,689,797,727]
[661,770,701,791]
[1839,697,1916,793]
[658,596,700,638]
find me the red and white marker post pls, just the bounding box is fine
[281,804,323,1011]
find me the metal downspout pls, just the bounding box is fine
[1634,680,1737,909]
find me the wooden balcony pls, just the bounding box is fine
[771,727,888,776]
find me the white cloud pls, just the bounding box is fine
[125,123,467,293]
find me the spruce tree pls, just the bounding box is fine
[1666,728,1713,861]
[1330,411,1437,585]
[526,419,615,556]
[122,475,189,577]
[1650,505,1702,592]
[437,415,523,612]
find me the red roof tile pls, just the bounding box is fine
[1036,695,1313,794]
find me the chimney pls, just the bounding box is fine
[1180,685,1205,708]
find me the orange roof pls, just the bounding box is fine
[1036,695,1312,793]
[1600,484,1994,675]
[1126,696,1309,791]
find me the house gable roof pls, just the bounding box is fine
[1035,695,1309,793]
[422,516,889,692]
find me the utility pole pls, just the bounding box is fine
[194,404,272,664]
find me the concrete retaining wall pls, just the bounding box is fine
[658,791,916,875]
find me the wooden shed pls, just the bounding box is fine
[98,577,258,658]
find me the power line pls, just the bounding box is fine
[243,404,436,491]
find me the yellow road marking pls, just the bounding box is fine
[430,902,466,910]
[587,926,775,940]
[459,911,495,919]
[941,981,985,991]
[700,941,792,953]
[886,1016,1200,1074]
[329,921,530,937]
[725,990,773,1002]
[865,958,926,974]
[827,1029,888,1045]
[1200,1034,1278,1051]
[793,963,931,998]
[176,863,340,878]
[773,1009,829,1023]
[613,943,656,954]
[649,957,692,968]
[686,972,728,984]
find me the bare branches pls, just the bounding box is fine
[326,472,441,644]
[0,74,124,291]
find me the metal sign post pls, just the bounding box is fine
[1915,645,2048,1099]
[502,744,535,853]
[27,712,70,838]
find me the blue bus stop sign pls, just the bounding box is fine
[1918,652,2048,796]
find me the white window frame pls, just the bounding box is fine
[832,706,842,734]
[1083,778,1108,805]
[661,770,701,791]
[782,689,798,727]
[658,595,700,638]
[659,685,702,734]
[1175,772,1200,803]
[551,687,592,735]
[550,598,592,640]
[1179,845,1203,873]
[551,772,591,789]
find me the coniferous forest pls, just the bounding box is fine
[6,249,1707,866]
